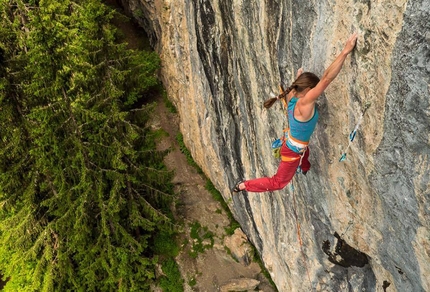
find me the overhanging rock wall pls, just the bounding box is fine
[120,0,429,291]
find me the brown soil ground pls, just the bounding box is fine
[106,2,276,291]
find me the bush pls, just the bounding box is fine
[158,258,184,292]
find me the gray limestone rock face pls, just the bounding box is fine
[120,0,430,291]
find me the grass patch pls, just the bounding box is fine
[176,133,204,174]
[188,221,214,258]
[205,180,240,236]
[252,247,278,291]
[188,276,197,287]
[163,89,177,113]
[152,128,170,142]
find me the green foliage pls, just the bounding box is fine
[152,128,170,140]
[176,133,203,174]
[122,50,160,106]
[152,231,179,258]
[158,258,184,292]
[188,276,197,287]
[0,0,173,291]
[188,222,214,259]
[162,89,177,113]
[252,248,278,291]
[205,180,240,236]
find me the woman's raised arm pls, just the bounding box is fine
[301,33,358,105]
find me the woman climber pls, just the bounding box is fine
[233,33,358,193]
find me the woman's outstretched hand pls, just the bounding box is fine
[342,32,358,55]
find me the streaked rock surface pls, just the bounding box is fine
[120,0,429,291]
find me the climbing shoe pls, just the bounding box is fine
[232,180,244,193]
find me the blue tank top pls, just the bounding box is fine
[285,97,319,153]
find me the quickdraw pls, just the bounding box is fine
[339,102,371,162]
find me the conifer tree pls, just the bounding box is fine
[0,0,173,290]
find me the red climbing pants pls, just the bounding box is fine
[244,144,310,193]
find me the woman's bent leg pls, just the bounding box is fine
[244,146,300,192]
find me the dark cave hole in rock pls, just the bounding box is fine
[322,232,369,268]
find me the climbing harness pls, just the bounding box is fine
[339,102,371,162]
